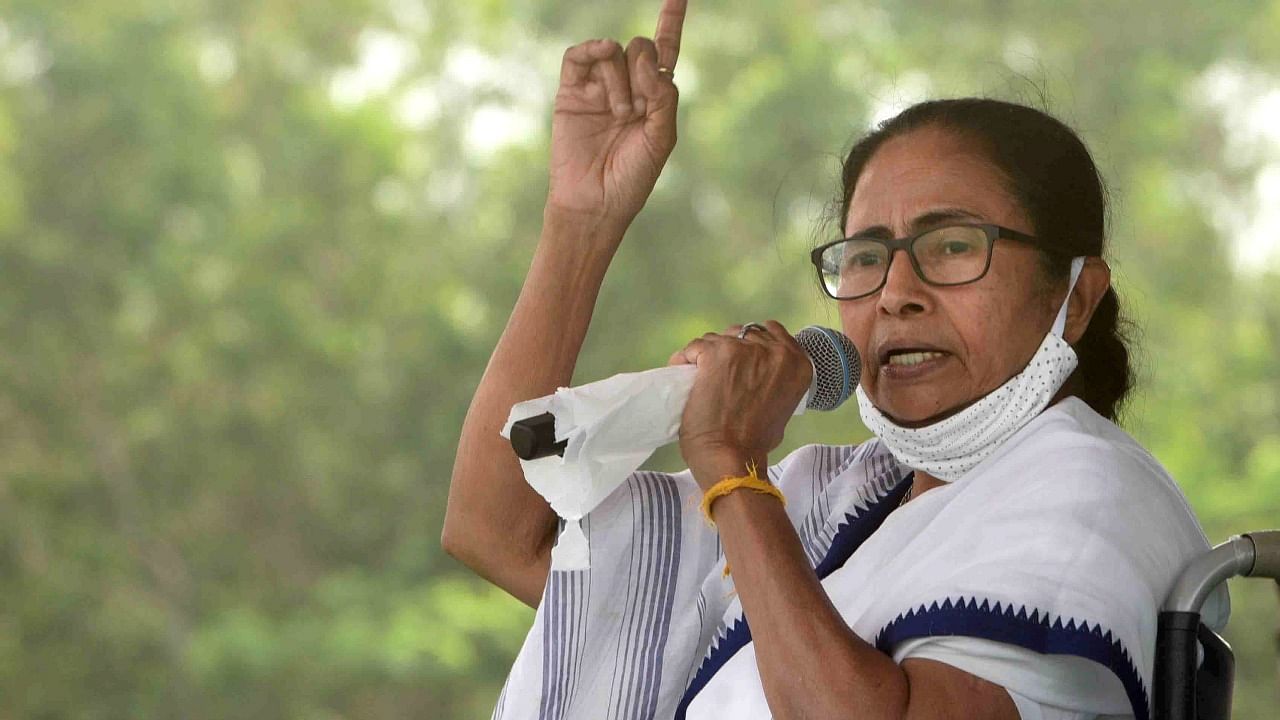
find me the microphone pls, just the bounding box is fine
[509,326,861,461]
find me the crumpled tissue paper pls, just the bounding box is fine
[500,365,697,570]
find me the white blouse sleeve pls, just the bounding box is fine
[892,635,1133,719]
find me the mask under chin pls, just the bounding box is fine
[885,396,982,429]
[854,333,1079,482]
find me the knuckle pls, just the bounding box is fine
[565,40,593,60]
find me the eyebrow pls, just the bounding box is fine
[848,207,986,239]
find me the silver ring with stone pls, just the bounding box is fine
[737,322,767,339]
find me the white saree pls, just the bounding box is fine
[491,396,1228,720]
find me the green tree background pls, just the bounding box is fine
[0,0,1276,717]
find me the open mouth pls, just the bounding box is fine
[881,349,950,367]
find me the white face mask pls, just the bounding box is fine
[856,256,1086,482]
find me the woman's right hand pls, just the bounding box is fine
[545,0,687,235]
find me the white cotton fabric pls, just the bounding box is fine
[491,396,1227,720]
[855,257,1085,481]
[894,636,1130,719]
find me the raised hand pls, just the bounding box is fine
[545,0,687,234]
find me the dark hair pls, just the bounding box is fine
[835,98,1134,422]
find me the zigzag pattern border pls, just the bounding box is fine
[874,596,1149,720]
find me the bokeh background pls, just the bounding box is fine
[2,0,1278,717]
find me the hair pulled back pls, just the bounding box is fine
[836,98,1134,421]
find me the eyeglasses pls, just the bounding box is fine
[810,223,1044,300]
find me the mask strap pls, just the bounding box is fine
[1051,257,1086,338]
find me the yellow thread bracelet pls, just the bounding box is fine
[699,460,785,578]
[699,459,786,525]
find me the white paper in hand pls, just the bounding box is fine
[500,365,697,569]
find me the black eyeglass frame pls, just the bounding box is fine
[809,222,1056,300]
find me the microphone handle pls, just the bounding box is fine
[510,412,567,460]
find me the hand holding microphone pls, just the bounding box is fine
[669,321,857,489]
[502,325,857,569]
[508,324,859,468]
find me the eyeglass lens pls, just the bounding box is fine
[818,225,992,299]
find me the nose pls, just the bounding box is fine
[877,249,930,316]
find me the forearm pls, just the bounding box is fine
[443,209,626,601]
[705,461,910,720]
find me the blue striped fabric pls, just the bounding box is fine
[602,472,683,720]
[538,566,589,719]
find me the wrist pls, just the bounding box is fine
[541,204,631,251]
[687,448,768,492]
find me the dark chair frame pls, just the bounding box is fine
[1154,530,1279,719]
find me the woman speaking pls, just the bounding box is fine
[442,1,1226,717]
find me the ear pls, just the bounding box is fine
[1063,257,1110,346]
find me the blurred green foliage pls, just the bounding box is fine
[0,0,1276,717]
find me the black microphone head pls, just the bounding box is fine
[794,326,861,411]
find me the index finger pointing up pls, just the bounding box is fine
[654,0,687,72]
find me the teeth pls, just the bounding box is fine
[888,351,945,367]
